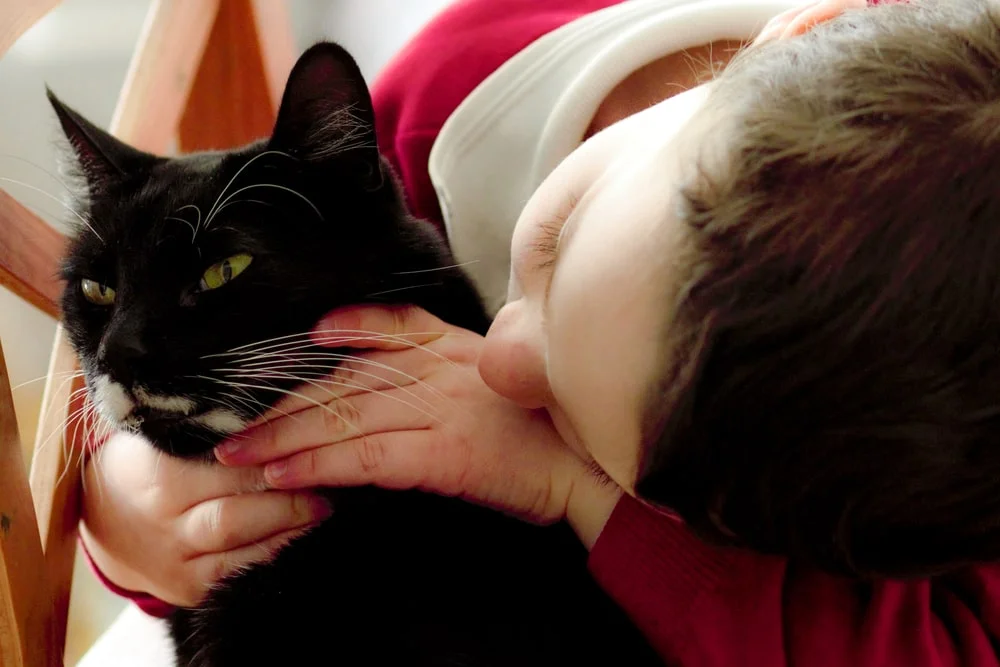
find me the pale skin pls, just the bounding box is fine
[81,0,866,608]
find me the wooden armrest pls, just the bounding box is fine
[0,1,295,664]
[0,340,62,667]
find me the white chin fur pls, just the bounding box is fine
[134,386,196,415]
[190,409,246,434]
[92,374,134,423]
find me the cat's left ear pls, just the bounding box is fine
[269,42,382,187]
[46,88,157,195]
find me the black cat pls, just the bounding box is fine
[51,43,660,666]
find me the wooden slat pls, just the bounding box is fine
[28,331,83,664]
[0,190,65,319]
[249,0,296,112]
[0,0,61,60]
[23,2,242,663]
[178,0,280,152]
[0,340,59,667]
[109,0,221,154]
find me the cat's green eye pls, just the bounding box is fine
[199,253,253,292]
[81,279,116,306]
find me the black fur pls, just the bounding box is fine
[51,43,660,666]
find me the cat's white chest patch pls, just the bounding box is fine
[92,374,135,423]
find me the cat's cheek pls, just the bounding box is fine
[90,373,135,424]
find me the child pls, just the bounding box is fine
[87,1,1000,665]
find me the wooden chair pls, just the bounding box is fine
[0,2,295,664]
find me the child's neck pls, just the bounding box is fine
[585,39,744,139]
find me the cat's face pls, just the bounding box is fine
[52,43,486,458]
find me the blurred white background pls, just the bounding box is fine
[0,0,453,662]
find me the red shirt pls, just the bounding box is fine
[93,2,1000,666]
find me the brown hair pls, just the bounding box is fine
[637,0,1000,577]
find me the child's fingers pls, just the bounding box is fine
[180,491,332,555]
[237,343,450,428]
[190,526,309,601]
[215,387,434,466]
[781,0,867,38]
[753,4,813,45]
[310,304,457,350]
[262,430,447,492]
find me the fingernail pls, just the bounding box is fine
[215,440,242,460]
[266,460,288,481]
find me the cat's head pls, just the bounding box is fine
[51,43,486,458]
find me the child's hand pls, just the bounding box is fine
[81,431,332,607]
[213,305,621,546]
[753,0,868,45]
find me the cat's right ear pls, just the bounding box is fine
[46,88,155,194]
[269,42,382,187]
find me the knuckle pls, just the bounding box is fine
[332,361,359,387]
[445,335,481,367]
[322,398,361,438]
[207,500,237,547]
[355,435,386,474]
[390,306,410,335]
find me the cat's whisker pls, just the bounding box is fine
[366,282,443,298]
[208,329,440,354]
[12,369,85,391]
[35,399,90,476]
[208,330,461,370]
[0,176,104,243]
[224,369,444,425]
[214,198,276,218]
[206,183,323,229]
[220,352,452,407]
[208,391,298,422]
[203,150,296,226]
[220,359,444,413]
[165,216,198,243]
[0,155,75,194]
[60,399,91,491]
[391,260,481,275]
[195,376,364,436]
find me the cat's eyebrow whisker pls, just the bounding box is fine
[0,176,104,243]
[206,183,323,229]
[165,216,198,244]
[202,150,296,225]
[391,260,481,275]
[214,198,276,218]
[366,282,443,298]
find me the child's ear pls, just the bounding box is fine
[46,88,157,195]
[269,42,381,187]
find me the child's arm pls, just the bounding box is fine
[590,494,1000,666]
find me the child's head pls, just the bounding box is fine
[482,0,1000,578]
[637,0,1000,577]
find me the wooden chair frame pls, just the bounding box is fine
[0,2,295,664]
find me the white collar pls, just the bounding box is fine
[429,0,809,314]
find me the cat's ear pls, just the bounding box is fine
[46,88,156,195]
[269,42,382,187]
